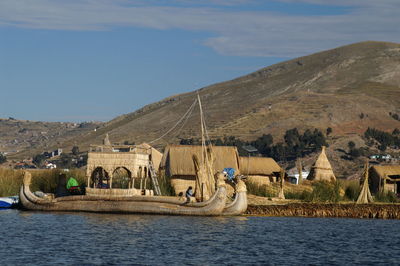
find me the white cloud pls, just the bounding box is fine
[0,0,399,57]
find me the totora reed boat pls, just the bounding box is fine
[19,94,247,216]
[19,171,247,216]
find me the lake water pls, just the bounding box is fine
[1,209,400,265]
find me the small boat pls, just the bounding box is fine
[0,196,19,208]
[19,171,229,216]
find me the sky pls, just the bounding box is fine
[1,0,400,122]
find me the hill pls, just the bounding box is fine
[5,41,400,177]
[60,41,400,146]
[0,118,101,158]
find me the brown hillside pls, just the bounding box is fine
[60,41,400,150]
[0,119,101,158]
[7,41,400,169]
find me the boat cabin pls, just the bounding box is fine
[86,141,162,196]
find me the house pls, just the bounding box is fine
[51,148,63,157]
[369,165,400,194]
[45,162,57,169]
[239,156,281,186]
[159,145,240,195]
[286,169,310,185]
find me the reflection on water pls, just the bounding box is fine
[1,209,400,265]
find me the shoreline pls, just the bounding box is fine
[246,203,400,219]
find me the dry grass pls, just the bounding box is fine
[247,180,313,199]
[0,168,86,196]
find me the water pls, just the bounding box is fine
[1,209,400,265]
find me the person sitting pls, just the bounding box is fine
[185,186,193,202]
[66,177,81,195]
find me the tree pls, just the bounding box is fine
[326,127,332,136]
[33,154,46,167]
[72,146,80,156]
[348,141,356,150]
[349,148,361,158]
[393,128,400,135]
[0,153,6,164]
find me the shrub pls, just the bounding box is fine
[0,154,6,164]
[305,181,342,203]
[375,191,399,203]
[157,173,175,196]
[246,182,276,198]
[344,181,361,201]
[285,190,312,200]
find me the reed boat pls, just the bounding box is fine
[19,172,228,216]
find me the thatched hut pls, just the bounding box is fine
[159,145,240,195]
[369,165,400,194]
[307,146,336,181]
[239,157,281,185]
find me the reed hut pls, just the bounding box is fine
[239,157,281,186]
[159,145,240,195]
[307,146,336,181]
[369,165,400,194]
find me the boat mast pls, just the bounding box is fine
[197,93,206,168]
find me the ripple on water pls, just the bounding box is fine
[1,210,400,265]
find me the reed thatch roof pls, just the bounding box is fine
[307,146,336,181]
[160,145,240,176]
[370,165,400,179]
[239,157,281,176]
[137,143,163,171]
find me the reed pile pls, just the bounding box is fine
[246,203,400,219]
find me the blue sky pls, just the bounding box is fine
[1,0,399,122]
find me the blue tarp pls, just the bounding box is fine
[223,168,236,181]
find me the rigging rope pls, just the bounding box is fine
[148,99,197,144]
[174,99,197,136]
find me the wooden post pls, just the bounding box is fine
[278,168,285,199]
[382,175,387,193]
[297,160,302,185]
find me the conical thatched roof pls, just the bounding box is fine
[307,146,336,181]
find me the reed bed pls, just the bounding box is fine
[0,168,86,197]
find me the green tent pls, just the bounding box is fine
[66,177,79,189]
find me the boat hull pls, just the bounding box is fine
[19,181,228,216]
